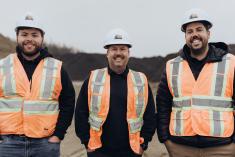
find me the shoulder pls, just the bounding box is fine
[0,54,14,64]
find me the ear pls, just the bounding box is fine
[42,36,44,43]
[207,30,210,39]
[16,34,19,43]
[184,32,187,40]
[106,50,109,58]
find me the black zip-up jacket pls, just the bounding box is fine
[75,66,156,153]
[16,47,75,140]
[156,42,235,148]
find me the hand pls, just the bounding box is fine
[139,147,144,155]
[48,136,61,143]
[164,140,171,146]
[86,148,96,153]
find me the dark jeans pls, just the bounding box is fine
[0,135,60,157]
[87,148,142,157]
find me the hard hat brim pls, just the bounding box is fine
[15,26,45,35]
[181,20,212,32]
[104,43,132,49]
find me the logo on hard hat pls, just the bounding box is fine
[25,15,34,21]
[114,34,122,39]
[189,13,198,19]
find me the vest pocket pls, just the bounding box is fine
[0,112,22,134]
[170,109,191,135]
[199,110,234,137]
[24,114,58,137]
[171,109,191,120]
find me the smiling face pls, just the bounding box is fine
[106,44,130,74]
[17,28,44,59]
[185,22,210,58]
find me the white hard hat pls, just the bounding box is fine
[181,8,212,32]
[15,12,45,34]
[103,28,132,49]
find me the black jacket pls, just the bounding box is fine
[16,47,75,140]
[156,42,235,147]
[75,66,156,153]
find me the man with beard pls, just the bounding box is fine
[156,8,235,157]
[75,28,156,157]
[0,13,75,157]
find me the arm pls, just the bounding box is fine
[140,84,156,150]
[52,66,75,140]
[75,78,90,147]
[156,68,173,143]
[233,70,235,142]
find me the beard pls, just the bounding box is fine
[190,45,207,56]
[17,41,42,57]
[188,36,208,57]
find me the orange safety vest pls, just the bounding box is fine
[0,53,62,138]
[166,53,235,137]
[87,68,148,154]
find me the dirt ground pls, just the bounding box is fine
[60,82,169,157]
[60,123,169,157]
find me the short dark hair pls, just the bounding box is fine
[16,27,44,37]
[183,20,211,32]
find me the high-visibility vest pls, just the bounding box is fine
[0,53,62,138]
[166,53,235,137]
[87,68,148,154]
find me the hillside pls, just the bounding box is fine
[1,33,235,82]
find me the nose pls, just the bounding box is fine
[115,49,122,54]
[24,35,34,41]
[191,30,199,38]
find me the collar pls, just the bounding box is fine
[16,46,53,64]
[180,43,228,63]
[107,65,129,77]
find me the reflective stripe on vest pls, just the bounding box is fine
[173,97,232,109]
[168,54,234,137]
[0,98,22,112]
[24,101,59,114]
[169,56,183,98]
[128,70,146,133]
[0,55,16,96]
[40,58,60,99]
[88,69,106,131]
[88,68,148,153]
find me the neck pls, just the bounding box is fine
[110,66,126,74]
[22,52,40,61]
[190,45,209,61]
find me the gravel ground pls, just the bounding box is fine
[61,122,169,157]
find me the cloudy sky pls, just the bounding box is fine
[1,0,235,57]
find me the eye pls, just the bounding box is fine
[111,48,117,51]
[20,33,27,37]
[32,34,39,38]
[197,29,203,32]
[121,48,126,51]
[186,30,192,35]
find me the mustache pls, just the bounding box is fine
[23,40,36,45]
[113,55,124,59]
[190,36,202,43]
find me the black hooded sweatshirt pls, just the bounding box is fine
[156,42,235,147]
[15,47,75,140]
[75,66,156,153]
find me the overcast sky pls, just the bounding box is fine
[1,0,235,57]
